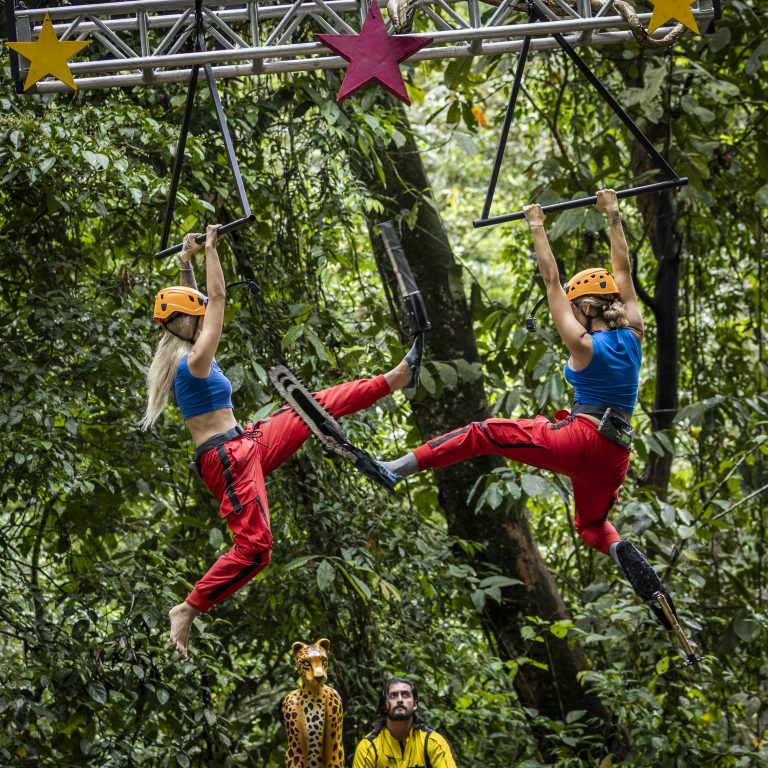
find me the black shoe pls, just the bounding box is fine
[615,541,678,631]
[404,334,424,390]
[348,446,402,493]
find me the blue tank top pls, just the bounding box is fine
[564,328,642,415]
[174,354,233,419]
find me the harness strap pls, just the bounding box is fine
[571,404,631,423]
[365,735,378,766]
[192,424,246,514]
[194,424,245,461]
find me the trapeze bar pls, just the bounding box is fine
[155,214,256,259]
[472,178,689,228]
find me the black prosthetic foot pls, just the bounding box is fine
[616,541,678,631]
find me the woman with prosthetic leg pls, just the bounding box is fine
[379,190,678,634]
[142,226,413,657]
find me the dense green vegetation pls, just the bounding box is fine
[1,2,766,766]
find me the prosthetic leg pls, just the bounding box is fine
[268,365,402,493]
[615,541,703,668]
[378,221,431,392]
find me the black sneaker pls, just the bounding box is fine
[615,541,678,631]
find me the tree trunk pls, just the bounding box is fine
[629,107,683,497]
[351,102,621,750]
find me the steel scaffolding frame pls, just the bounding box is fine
[7,0,716,93]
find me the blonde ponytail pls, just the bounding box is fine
[141,314,197,430]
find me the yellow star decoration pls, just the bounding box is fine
[647,0,699,35]
[7,13,90,91]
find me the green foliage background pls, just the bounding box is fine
[1,2,767,766]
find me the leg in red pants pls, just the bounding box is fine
[412,415,629,555]
[185,374,393,613]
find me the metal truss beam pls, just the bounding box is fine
[8,0,716,93]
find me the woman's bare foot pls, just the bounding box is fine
[168,601,200,658]
[385,358,412,391]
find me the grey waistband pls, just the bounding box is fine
[194,424,244,461]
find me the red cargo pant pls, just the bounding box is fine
[413,413,630,554]
[186,374,392,612]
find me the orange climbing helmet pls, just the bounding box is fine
[153,286,207,327]
[564,268,619,301]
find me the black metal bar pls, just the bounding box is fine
[480,33,531,221]
[157,0,253,254]
[154,213,256,259]
[473,177,688,228]
[199,34,251,218]
[550,30,678,179]
[6,1,23,94]
[159,62,200,251]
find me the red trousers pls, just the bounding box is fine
[413,413,629,555]
[186,374,391,612]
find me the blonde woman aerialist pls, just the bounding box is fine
[143,225,413,656]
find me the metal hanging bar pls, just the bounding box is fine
[473,3,688,229]
[155,1,254,258]
[477,178,687,227]
[158,59,200,251]
[479,4,534,222]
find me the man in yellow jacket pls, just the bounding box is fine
[352,678,457,768]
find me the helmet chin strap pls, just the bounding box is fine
[163,315,199,343]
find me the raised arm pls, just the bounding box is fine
[179,232,201,290]
[595,189,643,336]
[187,225,225,378]
[523,204,593,367]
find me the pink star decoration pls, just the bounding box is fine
[315,4,432,105]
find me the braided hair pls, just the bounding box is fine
[369,677,429,738]
[576,295,629,330]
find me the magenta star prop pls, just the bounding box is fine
[315,4,432,105]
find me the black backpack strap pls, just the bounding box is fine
[423,727,433,768]
[366,733,378,766]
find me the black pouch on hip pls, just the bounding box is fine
[598,408,635,449]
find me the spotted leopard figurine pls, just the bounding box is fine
[283,638,344,767]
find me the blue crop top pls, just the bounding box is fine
[174,354,233,419]
[564,328,642,415]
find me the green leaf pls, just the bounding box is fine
[86,679,107,705]
[284,555,319,571]
[478,575,523,589]
[521,474,550,498]
[550,620,572,639]
[316,559,335,591]
[746,39,768,76]
[281,323,305,350]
